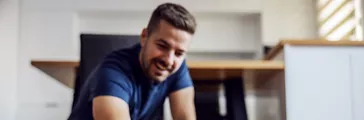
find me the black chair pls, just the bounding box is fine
[72,33,140,108]
[193,79,249,120]
[72,33,248,120]
[193,81,224,120]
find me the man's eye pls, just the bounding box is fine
[158,44,167,49]
[175,52,184,57]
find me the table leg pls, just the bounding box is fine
[224,78,248,120]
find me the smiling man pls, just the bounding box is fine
[68,3,197,120]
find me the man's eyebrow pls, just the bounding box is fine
[156,39,186,53]
[157,39,170,47]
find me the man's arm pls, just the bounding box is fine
[169,87,196,120]
[91,65,133,120]
[93,96,131,120]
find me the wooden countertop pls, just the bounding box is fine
[187,60,284,69]
[31,60,284,91]
[31,60,79,68]
[31,60,284,70]
[264,39,364,60]
[31,39,364,91]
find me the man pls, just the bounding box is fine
[68,2,197,120]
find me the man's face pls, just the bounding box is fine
[140,20,193,82]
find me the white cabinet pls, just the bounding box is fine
[16,102,71,120]
[351,52,364,120]
[284,46,353,120]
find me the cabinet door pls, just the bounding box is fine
[351,53,364,120]
[16,102,70,120]
[284,46,352,120]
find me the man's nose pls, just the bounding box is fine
[162,52,174,68]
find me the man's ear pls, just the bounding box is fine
[140,28,148,47]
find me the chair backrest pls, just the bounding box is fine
[73,34,139,108]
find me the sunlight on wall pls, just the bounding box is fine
[318,0,363,41]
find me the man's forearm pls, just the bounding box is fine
[172,105,196,120]
[169,87,196,120]
[173,113,196,120]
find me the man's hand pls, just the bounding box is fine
[169,87,196,120]
[93,96,131,120]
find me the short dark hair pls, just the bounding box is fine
[147,3,197,35]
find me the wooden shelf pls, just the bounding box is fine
[187,60,283,69]
[31,60,284,91]
[31,60,284,70]
[31,60,79,68]
[31,60,79,88]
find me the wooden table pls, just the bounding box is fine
[31,60,284,90]
[31,60,284,120]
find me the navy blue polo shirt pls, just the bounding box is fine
[68,44,193,120]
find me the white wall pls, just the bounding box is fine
[79,11,149,35]
[80,12,262,53]
[0,0,19,119]
[78,0,319,46]
[17,0,77,119]
[76,0,262,13]
[361,0,364,39]
[191,13,261,52]
[262,0,319,46]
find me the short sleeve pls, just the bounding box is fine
[169,61,194,93]
[90,66,132,103]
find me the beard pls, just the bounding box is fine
[140,50,171,83]
[146,58,172,82]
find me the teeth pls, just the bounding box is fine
[156,63,166,70]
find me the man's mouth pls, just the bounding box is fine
[155,62,167,71]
